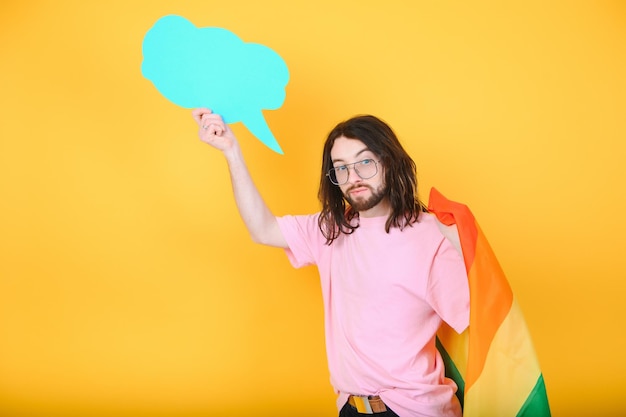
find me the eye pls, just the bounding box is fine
[360,159,374,165]
[335,165,348,172]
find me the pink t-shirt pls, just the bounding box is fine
[276,212,469,417]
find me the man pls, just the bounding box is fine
[192,108,470,417]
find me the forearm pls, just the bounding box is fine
[192,108,286,247]
[223,146,287,248]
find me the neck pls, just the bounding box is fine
[357,199,392,218]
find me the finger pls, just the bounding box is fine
[212,124,224,136]
[192,108,212,125]
[200,114,225,131]
[200,112,221,123]
[202,123,223,136]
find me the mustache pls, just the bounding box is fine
[346,184,372,193]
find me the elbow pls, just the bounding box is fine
[248,225,286,248]
[245,217,285,247]
[249,229,270,246]
[250,233,276,247]
[250,233,264,245]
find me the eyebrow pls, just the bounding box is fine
[331,147,371,164]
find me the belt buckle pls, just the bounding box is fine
[352,395,375,415]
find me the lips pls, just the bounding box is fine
[348,186,370,195]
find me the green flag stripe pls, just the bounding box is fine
[436,336,465,409]
[516,374,551,417]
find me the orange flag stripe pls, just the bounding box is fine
[465,224,513,389]
[428,188,514,389]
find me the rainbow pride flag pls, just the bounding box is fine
[429,188,551,417]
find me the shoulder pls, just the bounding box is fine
[420,212,462,256]
[277,212,321,225]
[412,212,446,237]
[399,212,462,254]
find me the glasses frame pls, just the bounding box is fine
[326,159,380,186]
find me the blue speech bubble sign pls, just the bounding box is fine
[141,15,289,154]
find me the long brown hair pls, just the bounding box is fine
[317,115,428,244]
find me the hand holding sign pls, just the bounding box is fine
[141,15,289,154]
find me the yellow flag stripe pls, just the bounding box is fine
[437,322,469,382]
[463,298,542,417]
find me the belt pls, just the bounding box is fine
[348,395,387,414]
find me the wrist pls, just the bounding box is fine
[223,142,243,163]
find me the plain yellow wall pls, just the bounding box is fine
[1,1,625,416]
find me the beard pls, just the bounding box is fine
[344,183,387,212]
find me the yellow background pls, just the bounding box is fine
[1,1,625,416]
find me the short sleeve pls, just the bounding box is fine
[427,236,470,334]
[275,213,325,269]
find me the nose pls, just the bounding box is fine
[345,166,362,184]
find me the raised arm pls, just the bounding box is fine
[192,108,288,248]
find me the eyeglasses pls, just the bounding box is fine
[326,159,379,185]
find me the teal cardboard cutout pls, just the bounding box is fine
[142,15,289,154]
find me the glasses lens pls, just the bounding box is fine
[329,167,348,185]
[328,160,378,185]
[355,159,377,179]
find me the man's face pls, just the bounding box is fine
[329,136,390,217]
